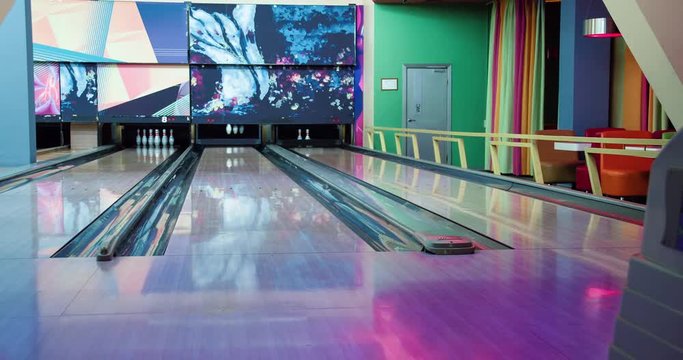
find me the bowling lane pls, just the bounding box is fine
[164,147,374,255]
[0,148,174,259]
[296,147,643,250]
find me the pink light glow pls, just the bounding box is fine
[586,287,621,298]
[585,33,622,38]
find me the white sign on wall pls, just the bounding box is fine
[381,78,398,91]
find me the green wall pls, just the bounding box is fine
[374,4,490,168]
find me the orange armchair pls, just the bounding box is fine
[597,130,654,197]
[575,127,625,192]
[535,130,583,184]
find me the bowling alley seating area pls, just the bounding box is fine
[364,126,674,201]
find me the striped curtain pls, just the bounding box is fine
[610,37,671,132]
[485,0,545,175]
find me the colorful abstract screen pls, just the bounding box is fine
[191,65,354,124]
[98,65,190,118]
[34,63,60,116]
[32,0,188,63]
[60,63,97,118]
[354,5,364,146]
[189,4,355,65]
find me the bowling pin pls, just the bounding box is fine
[169,129,175,147]
[297,129,302,140]
[226,124,232,135]
[136,129,141,147]
[305,129,310,140]
[154,129,161,147]
[161,129,168,147]
[233,125,238,135]
[141,129,147,146]
[239,126,244,134]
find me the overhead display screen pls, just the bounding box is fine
[34,63,60,116]
[98,64,190,118]
[32,0,188,64]
[191,65,354,124]
[60,63,98,119]
[189,4,355,65]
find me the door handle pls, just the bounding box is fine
[408,119,416,123]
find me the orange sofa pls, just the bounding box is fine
[575,127,625,192]
[535,129,583,184]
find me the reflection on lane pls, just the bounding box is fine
[0,149,173,259]
[164,147,374,292]
[297,147,643,250]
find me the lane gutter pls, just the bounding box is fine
[52,147,191,260]
[267,145,509,254]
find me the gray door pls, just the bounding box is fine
[404,66,451,163]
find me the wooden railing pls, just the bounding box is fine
[364,126,670,196]
[432,136,467,168]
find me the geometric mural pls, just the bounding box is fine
[60,63,98,118]
[32,0,188,63]
[34,63,60,116]
[189,4,355,65]
[98,64,190,117]
[29,1,361,123]
[191,65,354,124]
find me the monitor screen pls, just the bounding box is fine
[189,4,355,65]
[60,63,98,118]
[98,64,190,117]
[34,63,60,116]
[32,1,188,64]
[191,65,354,124]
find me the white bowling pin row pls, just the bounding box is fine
[225,124,245,135]
[297,129,311,141]
[136,129,175,147]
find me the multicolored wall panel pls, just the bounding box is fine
[353,5,364,146]
[191,65,354,124]
[32,0,188,63]
[34,63,60,116]
[485,0,545,175]
[98,65,190,118]
[60,63,97,119]
[610,37,671,132]
[189,4,355,65]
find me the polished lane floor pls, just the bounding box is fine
[296,147,643,250]
[0,148,172,259]
[0,146,637,359]
[164,147,373,255]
